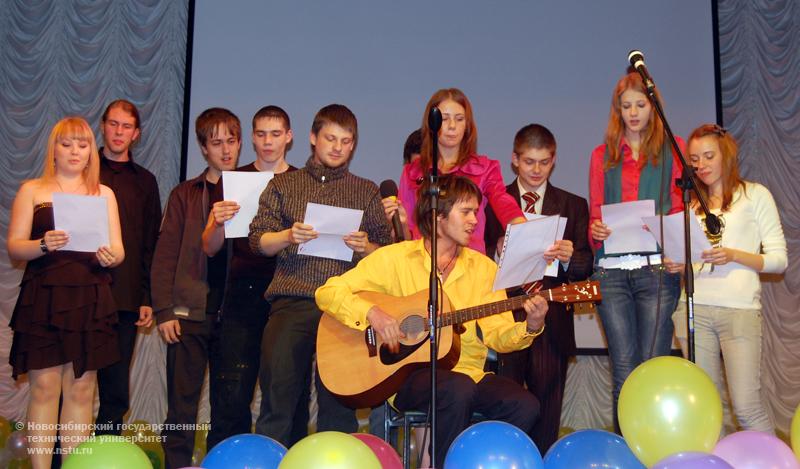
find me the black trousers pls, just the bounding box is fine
[497,330,569,453]
[162,315,221,469]
[255,297,357,447]
[95,310,139,435]
[394,369,540,469]
[206,278,270,450]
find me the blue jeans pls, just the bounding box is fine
[591,265,680,430]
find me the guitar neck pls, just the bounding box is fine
[439,281,600,327]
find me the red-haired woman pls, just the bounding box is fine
[672,124,786,433]
[7,117,124,467]
[588,72,684,431]
[391,88,525,253]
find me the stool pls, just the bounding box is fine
[383,401,486,469]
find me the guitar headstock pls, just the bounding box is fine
[541,281,601,304]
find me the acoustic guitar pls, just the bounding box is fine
[317,280,600,408]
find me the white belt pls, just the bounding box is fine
[598,254,662,270]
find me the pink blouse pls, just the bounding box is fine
[399,154,524,254]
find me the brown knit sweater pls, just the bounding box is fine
[248,157,392,300]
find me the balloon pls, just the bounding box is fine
[543,429,644,469]
[4,430,28,459]
[203,433,287,469]
[0,416,12,447]
[279,431,380,469]
[7,458,33,469]
[618,356,722,466]
[713,431,800,469]
[652,451,734,469]
[557,426,574,439]
[444,420,543,469]
[122,421,164,469]
[191,445,205,466]
[62,435,153,469]
[792,402,800,460]
[351,433,402,469]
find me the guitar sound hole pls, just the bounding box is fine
[399,314,426,343]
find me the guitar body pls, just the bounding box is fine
[317,280,601,409]
[317,289,460,408]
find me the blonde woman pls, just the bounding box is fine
[7,117,124,467]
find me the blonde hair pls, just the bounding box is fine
[42,117,101,194]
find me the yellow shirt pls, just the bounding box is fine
[315,239,536,383]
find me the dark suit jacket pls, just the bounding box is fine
[484,181,593,357]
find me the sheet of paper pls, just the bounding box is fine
[642,213,713,264]
[52,193,109,252]
[602,200,657,254]
[222,171,274,238]
[298,203,363,261]
[493,215,560,291]
[525,213,568,277]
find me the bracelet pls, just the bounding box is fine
[526,323,545,336]
[39,238,48,253]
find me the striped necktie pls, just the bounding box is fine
[522,191,540,214]
[520,191,542,294]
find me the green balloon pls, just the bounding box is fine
[0,416,12,447]
[62,435,153,469]
[279,431,381,469]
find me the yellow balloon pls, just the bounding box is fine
[618,356,722,467]
[791,402,800,460]
[278,431,381,469]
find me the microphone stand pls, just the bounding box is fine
[426,106,442,466]
[634,66,720,362]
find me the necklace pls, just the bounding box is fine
[55,178,86,194]
[436,247,459,276]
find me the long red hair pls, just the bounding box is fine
[688,123,745,213]
[42,117,101,194]
[604,72,665,170]
[419,88,478,171]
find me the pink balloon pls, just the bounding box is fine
[652,451,733,468]
[351,433,403,469]
[713,431,800,469]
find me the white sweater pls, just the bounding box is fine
[692,181,787,309]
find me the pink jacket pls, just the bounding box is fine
[399,154,524,254]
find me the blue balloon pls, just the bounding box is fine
[444,420,543,469]
[202,433,287,469]
[544,429,645,469]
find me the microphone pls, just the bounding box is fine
[428,106,442,134]
[628,49,655,90]
[704,213,722,236]
[379,179,405,242]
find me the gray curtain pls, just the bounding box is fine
[0,0,187,424]
[717,0,800,434]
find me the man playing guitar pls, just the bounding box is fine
[315,175,548,468]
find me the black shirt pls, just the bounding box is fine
[205,178,227,314]
[99,151,161,312]
[228,162,298,281]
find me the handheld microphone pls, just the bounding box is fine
[428,106,442,134]
[379,179,405,242]
[628,49,655,90]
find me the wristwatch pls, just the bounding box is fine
[526,323,545,336]
[40,238,48,253]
